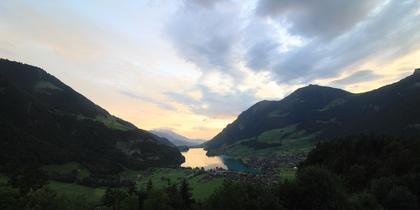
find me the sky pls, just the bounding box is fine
[1,0,420,140]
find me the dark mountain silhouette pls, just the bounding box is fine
[0,59,184,174]
[150,128,206,146]
[205,69,420,158]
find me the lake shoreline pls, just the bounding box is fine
[180,148,256,173]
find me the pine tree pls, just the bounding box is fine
[179,179,194,209]
[102,188,127,210]
[137,188,148,210]
[146,179,153,193]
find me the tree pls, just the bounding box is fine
[0,185,21,210]
[137,187,148,210]
[348,192,383,210]
[281,166,348,210]
[204,181,283,210]
[8,167,48,194]
[102,188,128,210]
[146,179,153,193]
[369,177,400,204]
[383,186,418,210]
[25,186,60,210]
[143,190,172,210]
[120,194,139,210]
[166,183,183,209]
[179,179,194,209]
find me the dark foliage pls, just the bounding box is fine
[2,136,420,210]
[302,135,420,210]
[278,166,348,210]
[203,181,283,210]
[179,179,194,209]
[302,135,420,192]
[8,166,48,194]
[0,173,94,210]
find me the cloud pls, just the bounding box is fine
[163,0,420,120]
[166,85,258,118]
[242,19,282,71]
[166,0,420,88]
[269,0,420,83]
[192,126,211,131]
[165,0,242,74]
[2,0,420,138]
[256,0,382,39]
[119,90,176,111]
[184,0,224,8]
[330,70,382,86]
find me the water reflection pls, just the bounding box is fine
[181,148,227,170]
[181,148,256,173]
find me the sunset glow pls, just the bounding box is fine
[1,0,419,140]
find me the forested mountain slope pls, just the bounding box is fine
[0,59,184,174]
[206,69,420,159]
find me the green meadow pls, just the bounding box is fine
[5,166,225,204]
[123,168,224,201]
[48,181,106,203]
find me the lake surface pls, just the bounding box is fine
[181,148,256,173]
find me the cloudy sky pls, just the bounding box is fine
[1,0,420,139]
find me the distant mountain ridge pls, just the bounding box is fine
[151,128,206,146]
[0,59,184,174]
[205,69,420,160]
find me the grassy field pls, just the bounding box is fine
[122,168,224,200]
[188,175,224,200]
[48,181,106,203]
[44,168,223,203]
[0,167,223,204]
[42,162,90,179]
[0,173,104,203]
[278,167,297,181]
[0,174,8,185]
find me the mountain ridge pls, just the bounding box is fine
[0,59,184,174]
[150,128,206,146]
[205,69,420,160]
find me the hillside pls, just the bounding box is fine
[151,128,206,146]
[0,59,184,175]
[205,69,420,160]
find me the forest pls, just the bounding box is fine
[1,135,419,210]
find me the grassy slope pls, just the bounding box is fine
[48,181,105,203]
[0,175,8,185]
[94,115,131,131]
[41,162,102,203]
[42,162,90,179]
[122,168,224,201]
[277,167,297,181]
[2,168,223,203]
[189,175,224,200]
[221,125,318,161]
[0,174,104,203]
[4,164,223,203]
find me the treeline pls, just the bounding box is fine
[2,135,420,209]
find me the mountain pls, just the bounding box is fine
[150,128,206,146]
[0,59,184,174]
[205,69,420,160]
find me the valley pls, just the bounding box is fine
[1,59,420,210]
[2,0,420,209]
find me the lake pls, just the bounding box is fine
[181,148,256,173]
